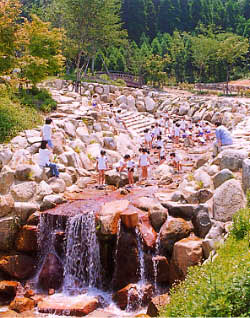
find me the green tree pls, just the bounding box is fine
[216,32,249,93]
[17,15,64,86]
[47,0,126,85]
[0,0,21,75]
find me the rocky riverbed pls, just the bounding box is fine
[1,80,250,317]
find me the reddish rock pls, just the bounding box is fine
[38,295,99,316]
[153,256,170,284]
[38,253,63,291]
[48,289,55,295]
[138,214,157,250]
[169,236,203,284]
[15,225,38,253]
[120,206,139,229]
[112,225,140,290]
[24,289,35,298]
[0,255,36,280]
[159,218,193,256]
[146,293,170,317]
[0,281,19,305]
[112,283,139,310]
[97,200,130,235]
[144,255,169,284]
[9,297,35,313]
[26,211,41,225]
[141,284,154,306]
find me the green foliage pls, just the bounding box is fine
[112,78,126,86]
[14,87,57,112]
[0,87,42,143]
[161,207,250,317]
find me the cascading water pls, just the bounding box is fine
[63,211,102,293]
[153,233,160,294]
[135,228,146,283]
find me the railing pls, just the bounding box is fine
[95,71,144,88]
[195,82,250,94]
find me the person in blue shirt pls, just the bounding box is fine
[213,122,233,157]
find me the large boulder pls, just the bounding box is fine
[116,95,127,105]
[105,169,138,188]
[194,169,212,188]
[138,214,157,250]
[38,253,64,291]
[112,284,139,310]
[145,96,156,113]
[213,179,246,222]
[192,205,212,238]
[242,159,250,193]
[112,226,140,290]
[213,169,234,189]
[11,182,37,202]
[153,164,173,184]
[127,95,136,111]
[0,216,20,251]
[202,221,224,258]
[220,149,248,172]
[0,149,13,169]
[0,255,36,280]
[169,236,203,283]
[9,297,35,313]
[64,121,76,138]
[15,225,38,253]
[146,293,170,317]
[0,281,19,305]
[40,194,66,211]
[162,201,196,220]
[0,167,14,194]
[0,194,14,218]
[14,202,39,224]
[97,200,129,235]
[132,197,168,232]
[159,218,193,256]
[48,178,66,194]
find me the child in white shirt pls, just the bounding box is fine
[119,154,135,188]
[41,117,53,148]
[170,152,182,172]
[96,150,108,187]
[139,148,152,181]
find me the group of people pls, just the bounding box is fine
[96,111,233,189]
[38,106,233,190]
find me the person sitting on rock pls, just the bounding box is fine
[96,150,108,188]
[38,140,59,177]
[170,152,182,173]
[41,117,53,149]
[213,122,233,157]
[119,154,135,188]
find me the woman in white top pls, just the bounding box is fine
[39,140,59,177]
[139,148,152,181]
[96,150,108,186]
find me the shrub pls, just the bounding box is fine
[161,207,250,317]
[14,87,57,112]
[0,93,42,143]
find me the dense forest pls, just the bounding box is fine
[5,0,250,85]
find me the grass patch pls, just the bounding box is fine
[13,87,57,113]
[161,207,250,317]
[0,87,43,143]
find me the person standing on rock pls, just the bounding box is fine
[213,122,233,157]
[96,150,108,188]
[38,140,59,177]
[41,117,53,149]
[139,148,152,181]
[119,154,135,188]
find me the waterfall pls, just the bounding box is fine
[135,228,146,283]
[63,211,102,293]
[153,234,160,294]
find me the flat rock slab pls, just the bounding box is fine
[38,294,99,316]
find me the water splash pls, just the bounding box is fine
[63,211,102,293]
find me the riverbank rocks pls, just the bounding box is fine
[213,179,246,222]
[38,253,63,291]
[38,295,99,316]
[9,296,35,313]
[0,281,19,305]
[0,194,14,218]
[112,226,140,290]
[169,236,203,283]
[0,255,36,280]
[138,214,157,250]
[97,200,129,235]
[242,158,250,193]
[0,216,20,251]
[147,293,170,317]
[0,167,15,194]
[213,169,234,189]
[11,182,37,202]
[220,149,248,172]
[15,225,38,253]
[159,218,193,256]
